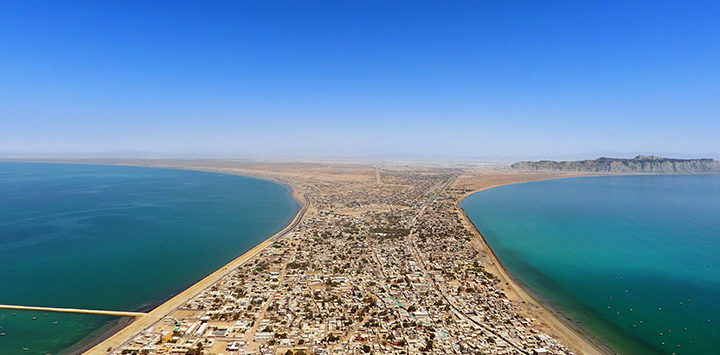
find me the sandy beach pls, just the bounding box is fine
[453,171,611,355]
[63,160,614,354]
[7,2,717,353]
[83,176,309,354]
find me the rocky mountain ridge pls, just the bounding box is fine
[511,155,720,173]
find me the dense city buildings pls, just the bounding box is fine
[94,162,595,355]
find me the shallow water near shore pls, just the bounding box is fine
[0,162,299,354]
[461,175,720,354]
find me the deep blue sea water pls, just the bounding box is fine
[0,162,299,354]
[460,175,720,354]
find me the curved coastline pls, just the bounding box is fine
[456,177,614,355]
[1,160,305,204]
[5,160,610,354]
[0,161,307,355]
[81,168,309,354]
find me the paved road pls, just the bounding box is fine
[404,174,531,354]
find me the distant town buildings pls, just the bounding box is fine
[113,168,572,355]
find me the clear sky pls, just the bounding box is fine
[1,1,719,160]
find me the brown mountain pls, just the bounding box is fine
[511,155,720,173]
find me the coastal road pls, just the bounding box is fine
[403,174,532,354]
[84,192,310,354]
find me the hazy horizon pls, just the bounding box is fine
[2,149,719,164]
[2,1,719,159]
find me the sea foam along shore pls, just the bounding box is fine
[456,175,612,355]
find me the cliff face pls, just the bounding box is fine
[511,156,720,174]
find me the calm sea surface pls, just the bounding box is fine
[0,162,299,354]
[460,175,720,354]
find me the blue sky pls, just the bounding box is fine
[1,1,719,160]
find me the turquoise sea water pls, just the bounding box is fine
[0,162,299,354]
[460,175,720,354]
